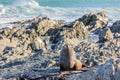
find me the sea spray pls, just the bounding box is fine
[0,0,120,24]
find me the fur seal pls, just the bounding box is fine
[60,44,86,71]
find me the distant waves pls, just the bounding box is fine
[0,0,120,24]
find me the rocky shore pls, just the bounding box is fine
[0,11,120,80]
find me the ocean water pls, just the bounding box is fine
[0,0,120,24]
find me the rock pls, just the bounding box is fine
[7,77,25,80]
[29,29,38,41]
[96,59,115,80]
[37,18,64,36]
[75,40,120,67]
[41,36,51,49]
[0,14,120,79]
[2,27,19,38]
[45,21,88,44]
[0,34,3,39]
[99,28,114,42]
[111,20,120,33]
[13,29,25,37]
[114,59,120,80]
[64,38,80,47]
[2,28,11,37]
[48,60,56,67]
[32,37,46,51]
[61,21,88,40]
[0,38,10,53]
[66,59,120,80]
[78,11,108,31]
[0,77,6,80]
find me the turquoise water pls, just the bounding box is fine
[1,0,120,7]
[0,0,120,23]
[37,0,120,8]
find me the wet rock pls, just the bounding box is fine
[0,15,120,79]
[48,60,56,68]
[61,21,88,40]
[111,20,120,33]
[0,34,3,39]
[2,28,11,37]
[99,28,114,42]
[7,77,25,80]
[96,59,120,80]
[2,27,19,38]
[13,29,25,37]
[75,40,120,67]
[114,59,120,80]
[41,36,51,49]
[32,37,46,51]
[29,29,38,41]
[45,21,88,44]
[66,59,120,80]
[96,59,115,80]
[64,38,80,47]
[0,38,10,53]
[0,77,6,80]
[78,11,108,31]
[37,18,64,36]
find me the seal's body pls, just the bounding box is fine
[60,44,86,71]
[60,44,76,71]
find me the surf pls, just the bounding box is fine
[0,0,120,24]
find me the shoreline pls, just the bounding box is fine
[0,11,120,79]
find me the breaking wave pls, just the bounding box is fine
[0,0,120,24]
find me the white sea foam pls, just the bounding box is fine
[0,4,5,16]
[13,0,40,7]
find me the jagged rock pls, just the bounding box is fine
[64,38,80,47]
[2,28,11,37]
[48,60,56,67]
[66,59,120,80]
[0,38,11,53]
[0,34,3,40]
[29,29,38,41]
[13,29,25,37]
[114,59,120,80]
[6,77,25,80]
[41,36,51,49]
[0,36,24,55]
[75,40,120,67]
[32,37,46,51]
[6,49,31,61]
[111,20,120,33]
[113,37,120,47]
[45,21,88,44]
[99,28,114,42]
[0,77,6,80]
[37,18,64,36]
[96,59,115,80]
[94,59,120,80]
[61,21,88,40]
[78,11,108,31]
[0,14,120,80]
[2,27,19,38]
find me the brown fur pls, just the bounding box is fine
[60,44,86,71]
[74,59,82,70]
[60,44,76,71]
